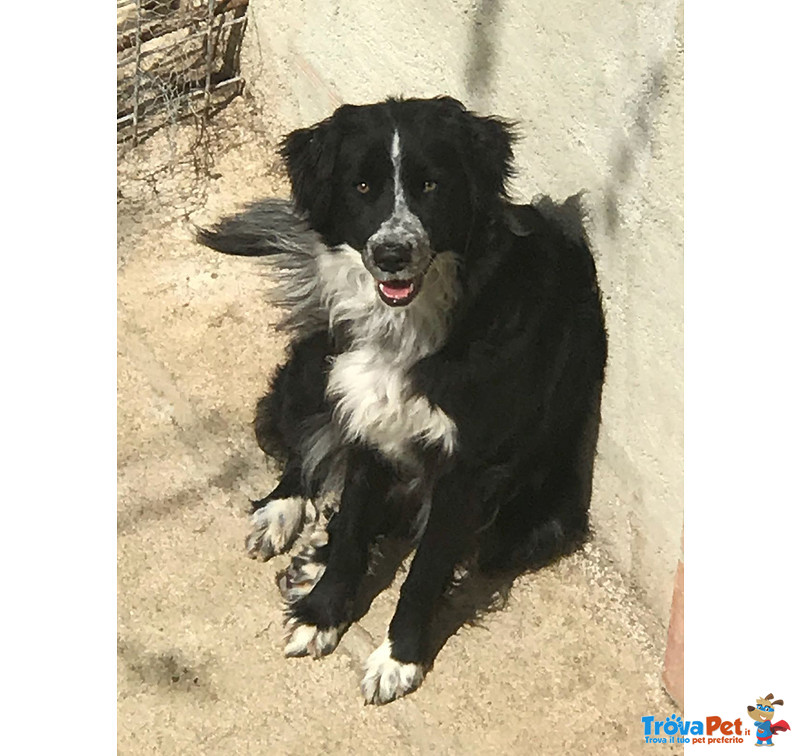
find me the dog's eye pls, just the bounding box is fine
[422,180,438,193]
[355,181,370,194]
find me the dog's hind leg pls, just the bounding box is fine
[246,460,311,561]
[477,400,600,572]
[246,331,332,560]
[246,390,309,562]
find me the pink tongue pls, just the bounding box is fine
[379,281,414,300]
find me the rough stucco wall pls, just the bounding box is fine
[239,0,683,637]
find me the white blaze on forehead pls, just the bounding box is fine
[391,130,405,209]
[371,129,427,246]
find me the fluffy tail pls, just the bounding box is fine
[197,198,327,333]
[196,198,315,258]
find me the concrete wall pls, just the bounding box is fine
[240,0,684,640]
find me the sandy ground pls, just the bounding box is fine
[117,100,679,755]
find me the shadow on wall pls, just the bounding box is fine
[464,5,671,242]
[465,0,501,103]
[603,62,668,236]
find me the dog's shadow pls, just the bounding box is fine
[350,537,521,668]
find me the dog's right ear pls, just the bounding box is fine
[279,117,339,231]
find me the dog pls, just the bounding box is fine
[199,96,607,704]
[747,694,790,746]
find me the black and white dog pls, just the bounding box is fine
[199,96,607,704]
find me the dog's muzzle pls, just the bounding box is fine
[364,229,433,307]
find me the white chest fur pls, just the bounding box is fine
[318,246,460,461]
[327,345,456,460]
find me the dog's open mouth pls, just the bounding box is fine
[377,278,421,307]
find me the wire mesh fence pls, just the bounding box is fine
[117,0,247,152]
[117,0,252,214]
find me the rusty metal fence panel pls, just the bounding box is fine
[117,0,248,153]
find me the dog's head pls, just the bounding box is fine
[280,96,515,307]
[747,694,784,722]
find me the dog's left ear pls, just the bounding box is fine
[431,98,516,201]
[465,111,516,199]
[279,115,340,230]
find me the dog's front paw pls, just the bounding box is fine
[281,536,348,658]
[245,497,307,560]
[361,640,424,705]
[283,619,345,659]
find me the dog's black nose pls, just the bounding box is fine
[372,241,412,273]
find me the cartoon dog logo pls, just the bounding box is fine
[747,694,791,747]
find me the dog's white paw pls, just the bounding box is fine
[284,621,345,659]
[361,639,424,705]
[245,497,307,560]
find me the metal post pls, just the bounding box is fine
[204,0,215,123]
[132,0,143,145]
